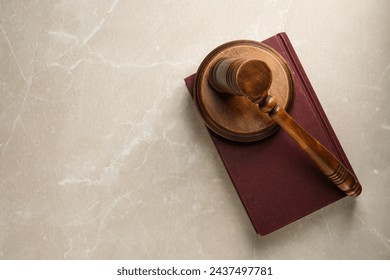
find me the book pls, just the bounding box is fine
[184,32,357,235]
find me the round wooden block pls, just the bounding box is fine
[193,40,295,142]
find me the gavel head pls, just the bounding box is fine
[209,58,272,104]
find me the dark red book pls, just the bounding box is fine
[185,32,356,235]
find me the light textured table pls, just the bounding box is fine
[0,0,389,259]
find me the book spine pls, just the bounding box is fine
[276,32,355,173]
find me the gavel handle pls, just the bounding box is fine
[260,95,362,197]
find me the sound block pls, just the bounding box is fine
[193,40,295,142]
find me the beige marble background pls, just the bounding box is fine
[0,0,389,259]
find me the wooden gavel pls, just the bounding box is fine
[208,58,362,197]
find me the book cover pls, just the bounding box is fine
[185,33,356,235]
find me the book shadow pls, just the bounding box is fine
[251,197,358,259]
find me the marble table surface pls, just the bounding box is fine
[1,0,389,259]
